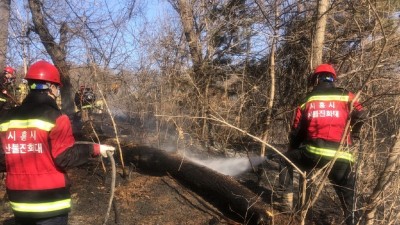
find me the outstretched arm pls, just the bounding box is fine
[349,92,368,138]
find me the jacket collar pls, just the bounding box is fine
[313,82,335,91]
[22,91,59,110]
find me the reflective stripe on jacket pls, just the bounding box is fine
[0,119,55,131]
[81,104,93,109]
[306,145,354,162]
[10,199,71,213]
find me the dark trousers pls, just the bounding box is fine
[14,214,68,225]
[278,147,359,225]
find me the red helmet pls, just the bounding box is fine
[4,66,16,76]
[313,64,336,79]
[25,60,61,85]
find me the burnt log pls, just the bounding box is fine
[120,144,273,225]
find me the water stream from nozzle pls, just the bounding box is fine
[189,156,266,176]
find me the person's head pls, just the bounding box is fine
[3,66,16,85]
[25,60,62,99]
[308,64,336,87]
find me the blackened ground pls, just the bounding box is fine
[0,159,344,225]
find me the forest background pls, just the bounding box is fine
[0,0,399,224]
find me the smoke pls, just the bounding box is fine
[189,156,266,176]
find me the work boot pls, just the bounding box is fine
[273,192,293,213]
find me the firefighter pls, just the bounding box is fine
[276,64,367,225]
[74,85,96,121]
[0,66,16,91]
[0,66,18,115]
[0,60,115,225]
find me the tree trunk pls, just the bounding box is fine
[28,0,75,115]
[311,0,329,68]
[176,0,202,71]
[175,0,213,147]
[121,144,273,224]
[363,129,400,225]
[257,0,279,157]
[0,0,11,69]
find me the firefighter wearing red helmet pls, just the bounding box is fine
[0,66,18,116]
[307,63,337,86]
[1,66,16,87]
[25,60,62,85]
[0,60,115,225]
[275,63,367,225]
[4,66,15,74]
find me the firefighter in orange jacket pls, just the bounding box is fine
[0,60,115,225]
[277,64,367,225]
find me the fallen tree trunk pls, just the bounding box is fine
[119,144,273,225]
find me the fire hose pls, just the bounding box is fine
[352,138,362,225]
[75,141,116,225]
[2,90,20,106]
[103,150,116,225]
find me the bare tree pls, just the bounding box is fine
[311,0,329,68]
[175,0,202,72]
[25,0,139,115]
[171,0,216,148]
[364,129,400,224]
[159,0,400,224]
[256,0,280,157]
[0,0,11,69]
[28,0,74,114]
[2,0,398,224]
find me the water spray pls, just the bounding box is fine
[189,155,267,176]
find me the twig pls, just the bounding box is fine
[95,84,126,176]
[88,121,106,172]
